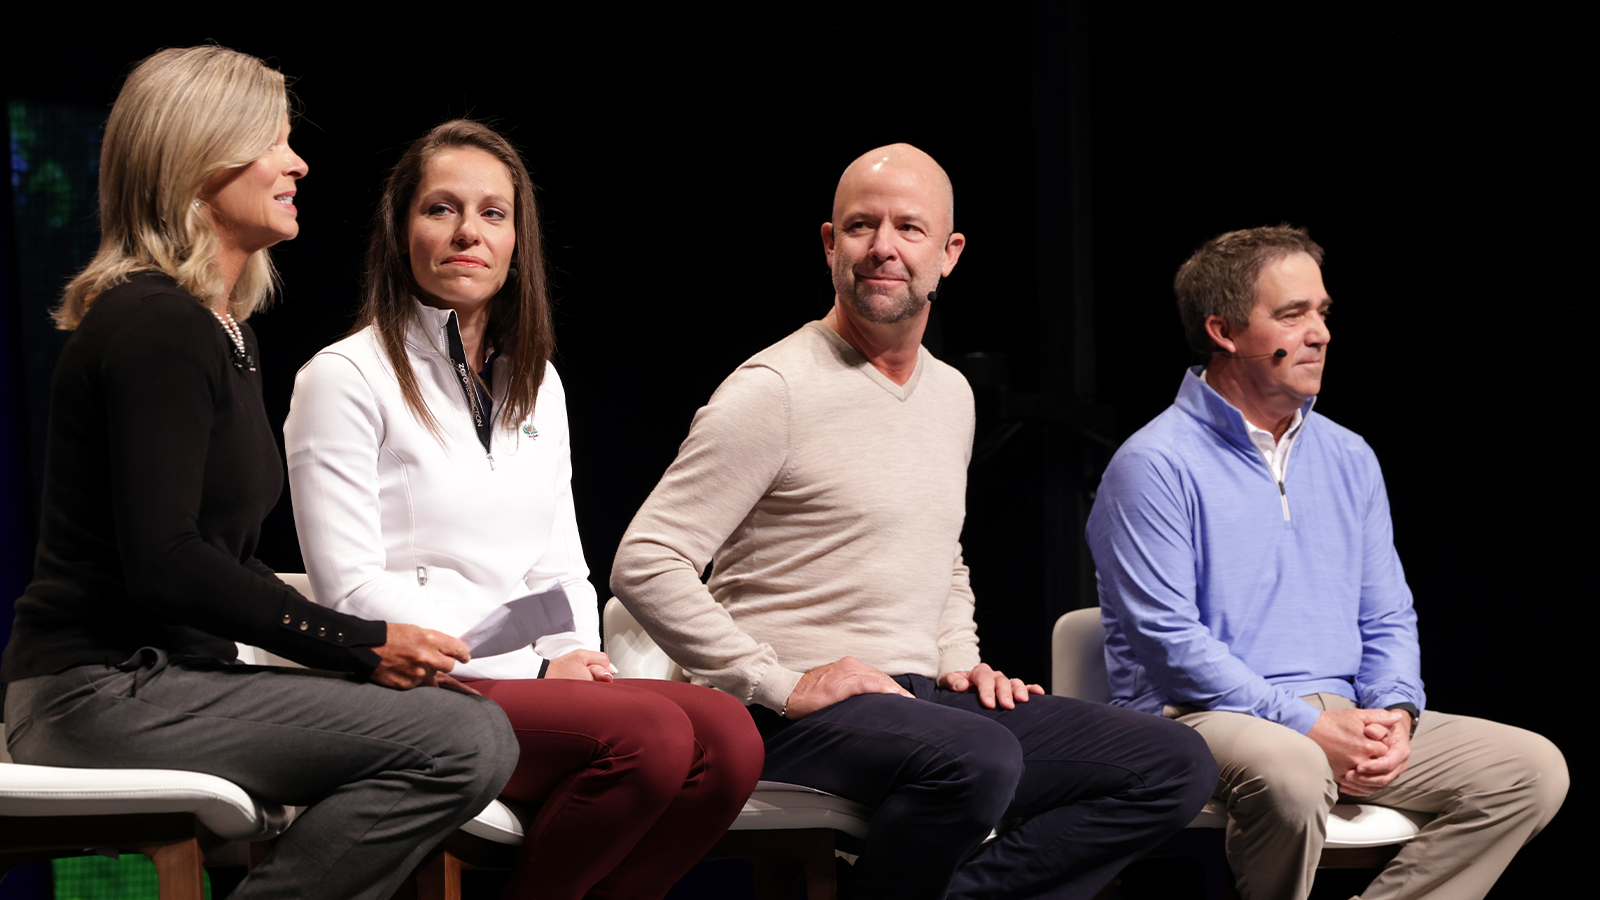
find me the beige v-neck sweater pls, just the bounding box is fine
[613,322,981,712]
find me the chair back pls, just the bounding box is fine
[1051,607,1111,703]
[603,598,689,681]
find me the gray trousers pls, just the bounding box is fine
[4,651,519,900]
[1175,694,1568,900]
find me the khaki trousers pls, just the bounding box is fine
[1173,694,1567,900]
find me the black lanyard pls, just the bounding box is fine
[443,311,495,454]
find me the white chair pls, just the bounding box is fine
[0,722,292,899]
[1051,607,1430,888]
[604,598,871,900]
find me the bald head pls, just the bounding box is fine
[822,143,966,332]
[832,143,955,235]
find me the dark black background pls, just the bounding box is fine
[3,6,1582,895]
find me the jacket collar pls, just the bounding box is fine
[1176,365,1316,452]
[405,301,459,357]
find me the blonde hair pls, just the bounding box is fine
[53,45,289,329]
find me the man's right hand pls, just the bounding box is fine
[1306,707,1408,796]
[782,656,914,720]
[369,623,471,690]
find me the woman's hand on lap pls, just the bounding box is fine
[371,623,471,689]
[547,649,617,682]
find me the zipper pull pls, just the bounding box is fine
[416,566,428,586]
[1278,480,1290,521]
[487,453,495,471]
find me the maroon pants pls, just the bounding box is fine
[468,678,763,900]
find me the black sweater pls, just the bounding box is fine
[3,273,386,683]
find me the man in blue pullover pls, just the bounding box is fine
[1085,225,1567,900]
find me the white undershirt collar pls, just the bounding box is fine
[1200,368,1311,483]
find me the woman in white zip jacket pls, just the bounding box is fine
[284,120,762,900]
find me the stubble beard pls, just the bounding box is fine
[836,266,929,325]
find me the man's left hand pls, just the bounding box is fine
[939,664,1044,710]
[1344,711,1413,794]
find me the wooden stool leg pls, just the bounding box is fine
[752,857,795,900]
[413,848,463,900]
[246,840,273,871]
[798,831,839,900]
[144,838,206,900]
[801,851,838,900]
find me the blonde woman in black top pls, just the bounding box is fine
[0,46,516,900]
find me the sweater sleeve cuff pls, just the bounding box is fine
[937,645,983,679]
[751,664,805,714]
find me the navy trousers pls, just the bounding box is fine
[750,674,1216,900]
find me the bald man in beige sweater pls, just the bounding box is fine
[613,144,1215,900]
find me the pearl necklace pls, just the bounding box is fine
[210,309,257,372]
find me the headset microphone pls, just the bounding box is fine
[927,289,939,304]
[1215,348,1288,359]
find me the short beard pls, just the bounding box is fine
[848,288,923,324]
[836,271,930,325]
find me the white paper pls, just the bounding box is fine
[457,580,576,659]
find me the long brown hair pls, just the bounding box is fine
[357,119,553,437]
[55,45,288,328]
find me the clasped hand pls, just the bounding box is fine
[545,649,617,682]
[1306,707,1412,796]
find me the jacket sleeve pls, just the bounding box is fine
[1088,446,1322,734]
[1352,454,1425,712]
[104,296,385,673]
[610,364,805,711]
[517,366,601,661]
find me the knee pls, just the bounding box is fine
[688,690,765,802]
[451,694,521,800]
[1151,718,1221,821]
[937,725,1025,828]
[601,692,698,797]
[1529,737,1569,827]
[403,691,519,806]
[1505,732,1569,833]
[1223,737,1335,828]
